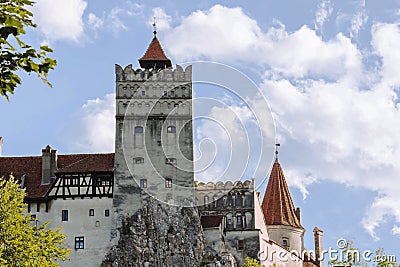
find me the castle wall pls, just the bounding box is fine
[29,198,113,267]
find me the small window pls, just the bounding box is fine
[89,209,94,216]
[165,158,177,164]
[165,178,172,188]
[75,236,84,249]
[134,157,144,164]
[140,179,147,188]
[31,214,37,220]
[282,238,289,247]
[167,126,176,133]
[141,91,145,96]
[62,210,68,221]
[163,91,167,97]
[170,90,175,96]
[105,209,110,217]
[134,126,143,133]
[238,240,245,251]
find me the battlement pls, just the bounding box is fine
[115,64,191,82]
[195,179,254,191]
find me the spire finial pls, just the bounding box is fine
[275,142,280,160]
[153,17,157,36]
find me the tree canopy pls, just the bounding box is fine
[0,0,56,100]
[0,176,69,266]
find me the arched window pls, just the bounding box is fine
[167,126,176,133]
[204,195,209,206]
[165,178,172,188]
[235,193,242,207]
[226,194,233,206]
[134,126,143,133]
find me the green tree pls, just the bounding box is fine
[242,257,261,267]
[0,176,69,266]
[329,240,398,267]
[0,0,57,100]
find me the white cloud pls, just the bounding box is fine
[162,5,400,238]
[164,5,264,62]
[314,0,333,32]
[32,0,87,43]
[261,23,400,239]
[107,3,144,33]
[372,23,400,87]
[63,93,115,153]
[150,7,171,31]
[392,225,400,236]
[164,5,361,80]
[350,11,368,38]
[88,13,104,29]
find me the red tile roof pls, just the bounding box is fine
[201,215,224,229]
[261,158,303,229]
[0,153,114,199]
[139,36,172,69]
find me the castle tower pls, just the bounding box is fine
[112,29,194,232]
[261,148,305,254]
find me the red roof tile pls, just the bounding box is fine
[0,153,114,199]
[139,36,172,69]
[261,158,303,229]
[201,215,224,229]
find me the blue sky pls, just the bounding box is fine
[1,0,399,261]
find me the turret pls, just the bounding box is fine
[261,145,304,253]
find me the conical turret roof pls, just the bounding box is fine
[139,34,172,69]
[261,157,303,229]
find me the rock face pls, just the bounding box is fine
[102,197,206,267]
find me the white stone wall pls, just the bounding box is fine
[30,198,113,267]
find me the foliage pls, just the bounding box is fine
[373,248,399,267]
[0,0,57,100]
[0,176,69,266]
[242,257,261,267]
[329,240,398,267]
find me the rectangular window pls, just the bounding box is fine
[105,209,110,217]
[165,178,172,188]
[141,91,145,96]
[238,240,245,251]
[75,236,84,249]
[31,214,37,220]
[140,179,147,188]
[163,91,167,97]
[89,209,94,216]
[170,90,175,96]
[61,210,68,221]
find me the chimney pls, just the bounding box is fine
[0,136,3,156]
[313,227,324,267]
[42,145,57,184]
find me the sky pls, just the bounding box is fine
[1,0,399,262]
